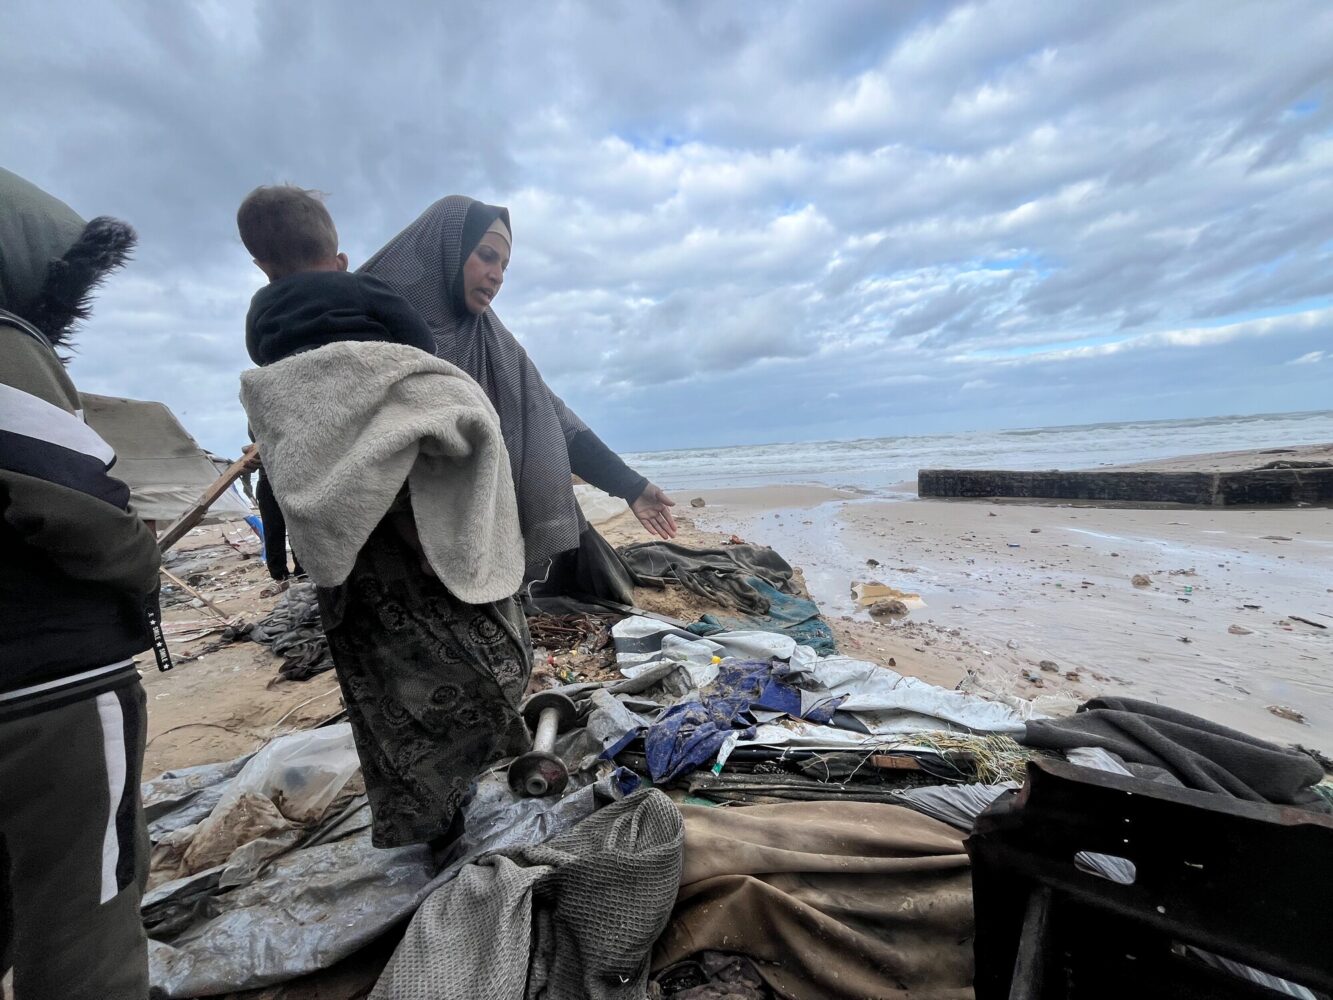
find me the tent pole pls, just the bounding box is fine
[157,450,254,553]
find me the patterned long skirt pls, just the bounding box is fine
[316,523,532,848]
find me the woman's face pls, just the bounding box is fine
[461,232,509,315]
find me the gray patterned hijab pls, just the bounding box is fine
[360,195,584,571]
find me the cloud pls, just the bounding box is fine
[1,0,1330,456]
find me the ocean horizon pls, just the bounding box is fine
[626,409,1333,493]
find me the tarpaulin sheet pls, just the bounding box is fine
[613,617,1027,746]
[143,723,638,997]
[80,392,252,523]
[644,659,849,782]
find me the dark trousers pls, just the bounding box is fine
[0,681,150,999]
[256,468,302,582]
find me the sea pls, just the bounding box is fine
[625,410,1333,493]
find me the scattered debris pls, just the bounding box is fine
[690,497,706,508]
[1228,625,1253,636]
[1029,528,1041,534]
[1267,705,1307,725]
[174,623,253,666]
[866,558,880,568]
[1132,574,1152,587]
[1169,568,1198,577]
[1023,672,1045,688]
[1006,639,1020,650]
[1263,535,1292,542]
[1289,615,1327,630]
[1064,671,1081,682]
[162,567,234,624]
[1038,660,1059,673]
[528,613,620,685]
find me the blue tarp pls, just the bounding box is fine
[642,658,845,782]
[687,578,837,655]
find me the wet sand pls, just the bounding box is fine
[684,487,1333,749]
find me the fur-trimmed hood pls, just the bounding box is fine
[0,167,136,355]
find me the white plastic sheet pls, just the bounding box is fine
[786,655,1027,736]
[162,726,361,883]
[613,616,1028,738]
[221,723,361,825]
[612,616,797,669]
[144,738,636,997]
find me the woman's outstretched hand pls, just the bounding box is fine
[631,483,678,540]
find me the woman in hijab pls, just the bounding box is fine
[359,196,678,605]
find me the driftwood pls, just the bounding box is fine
[918,465,1333,506]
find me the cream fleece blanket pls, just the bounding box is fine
[239,342,523,603]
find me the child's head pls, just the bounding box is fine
[237,185,348,281]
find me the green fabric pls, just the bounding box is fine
[0,324,81,411]
[688,577,838,655]
[0,166,86,317]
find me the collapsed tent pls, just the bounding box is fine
[140,606,1333,998]
[80,392,251,524]
[143,726,649,997]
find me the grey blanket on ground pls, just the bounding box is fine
[618,541,794,615]
[370,788,684,1000]
[240,341,523,604]
[1021,697,1330,812]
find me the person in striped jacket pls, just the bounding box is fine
[0,166,161,1000]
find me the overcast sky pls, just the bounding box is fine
[3,1,1331,456]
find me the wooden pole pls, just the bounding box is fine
[157,451,254,553]
[160,567,233,624]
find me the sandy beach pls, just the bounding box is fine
[680,487,1333,749]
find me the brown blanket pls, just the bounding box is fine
[654,802,975,999]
